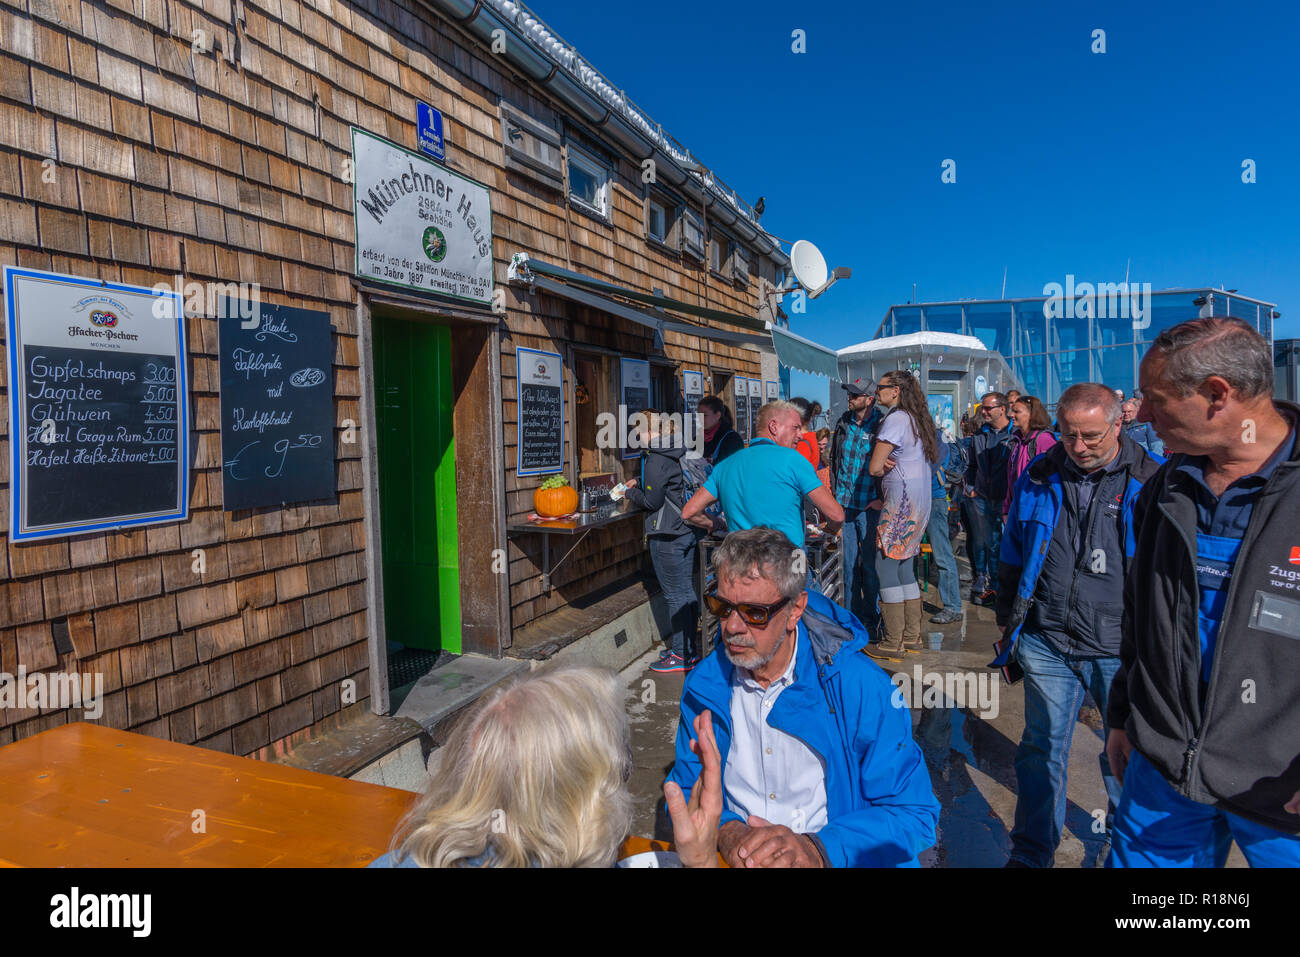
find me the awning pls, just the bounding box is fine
[507,253,771,348]
[767,322,841,380]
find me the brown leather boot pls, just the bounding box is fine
[867,602,905,659]
[902,597,923,651]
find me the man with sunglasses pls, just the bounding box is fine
[666,527,940,868]
[991,383,1162,867]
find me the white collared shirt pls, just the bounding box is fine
[723,629,828,834]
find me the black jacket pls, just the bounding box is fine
[966,422,1013,501]
[995,435,1160,657]
[1107,401,1300,833]
[624,445,693,538]
[703,427,743,465]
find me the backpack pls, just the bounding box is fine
[681,453,723,519]
[935,435,967,490]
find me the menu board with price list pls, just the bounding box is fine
[219,301,335,511]
[4,266,190,542]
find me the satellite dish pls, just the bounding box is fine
[789,240,829,293]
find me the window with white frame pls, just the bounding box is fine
[567,146,610,219]
[647,197,668,243]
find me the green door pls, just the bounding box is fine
[372,316,461,653]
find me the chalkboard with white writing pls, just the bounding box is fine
[516,347,564,475]
[219,301,336,510]
[5,267,190,542]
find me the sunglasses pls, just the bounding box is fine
[704,587,791,626]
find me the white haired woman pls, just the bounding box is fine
[369,662,722,867]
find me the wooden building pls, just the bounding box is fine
[0,0,791,756]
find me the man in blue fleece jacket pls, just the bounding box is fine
[667,526,939,867]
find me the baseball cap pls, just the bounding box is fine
[842,377,877,397]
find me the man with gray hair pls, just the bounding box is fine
[683,401,844,552]
[1106,317,1300,867]
[1120,398,1163,456]
[993,382,1162,866]
[668,526,939,867]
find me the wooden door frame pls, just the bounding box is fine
[356,294,510,717]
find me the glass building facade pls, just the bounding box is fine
[874,289,1277,407]
[1277,339,1299,404]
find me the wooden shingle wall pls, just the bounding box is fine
[0,0,778,746]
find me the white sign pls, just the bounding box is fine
[352,128,494,305]
[682,370,703,396]
[765,380,778,401]
[4,266,189,542]
[747,379,762,399]
[734,377,747,397]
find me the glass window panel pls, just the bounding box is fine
[968,303,1013,354]
[1096,344,1135,398]
[648,200,666,241]
[1134,293,1202,344]
[1049,309,1089,353]
[1225,298,1258,329]
[1010,302,1044,356]
[1049,348,1091,398]
[923,306,963,336]
[894,306,923,336]
[568,157,604,213]
[1015,353,1047,400]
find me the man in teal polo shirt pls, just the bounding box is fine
[683,401,844,549]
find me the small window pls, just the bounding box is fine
[709,233,726,276]
[681,210,705,261]
[567,146,609,219]
[648,198,667,243]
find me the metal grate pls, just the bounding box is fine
[387,648,455,689]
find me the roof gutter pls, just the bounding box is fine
[420,0,786,266]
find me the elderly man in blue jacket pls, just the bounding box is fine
[667,526,939,868]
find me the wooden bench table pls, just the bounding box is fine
[0,722,419,867]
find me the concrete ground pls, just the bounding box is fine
[620,543,1246,868]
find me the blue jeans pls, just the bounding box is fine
[967,494,1003,583]
[926,494,961,614]
[1108,750,1300,867]
[648,530,699,659]
[840,506,881,633]
[1010,630,1123,867]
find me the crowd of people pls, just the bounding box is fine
[371,317,1297,868]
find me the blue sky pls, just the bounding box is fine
[533,0,1299,405]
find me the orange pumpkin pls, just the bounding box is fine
[534,483,578,517]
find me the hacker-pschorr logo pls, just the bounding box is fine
[1290,546,1300,566]
[49,888,151,937]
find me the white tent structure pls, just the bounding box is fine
[832,332,1016,441]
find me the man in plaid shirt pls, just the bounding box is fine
[828,378,884,637]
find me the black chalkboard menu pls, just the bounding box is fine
[5,267,190,542]
[516,346,563,476]
[219,300,335,510]
[620,357,650,460]
[748,378,763,438]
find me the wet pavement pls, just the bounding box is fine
[619,562,1246,868]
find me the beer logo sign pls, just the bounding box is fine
[89,310,118,327]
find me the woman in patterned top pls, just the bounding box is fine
[865,370,940,656]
